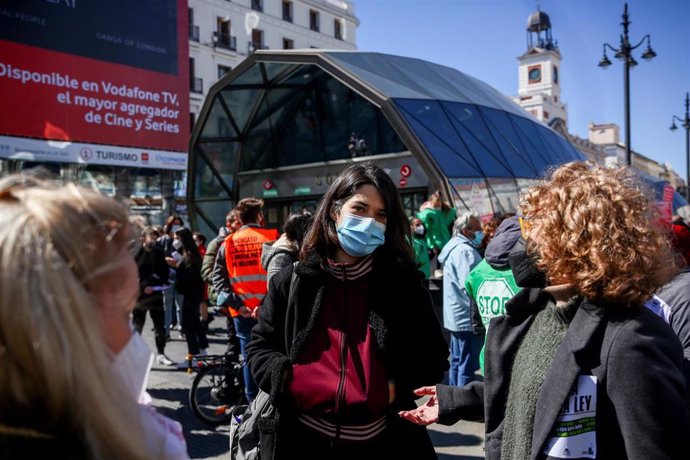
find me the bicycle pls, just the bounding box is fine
[187,352,246,425]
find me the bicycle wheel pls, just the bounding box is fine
[189,363,242,425]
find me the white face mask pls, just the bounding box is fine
[170,224,183,234]
[172,239,183,250]
[414,225,425,236]
[111,329,154,404]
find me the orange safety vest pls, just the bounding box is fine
[224,226,279,316]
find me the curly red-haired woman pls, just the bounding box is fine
[401,162,689,459]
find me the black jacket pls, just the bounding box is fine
[247,250,449,460]
[437,288,689,460]
[134,244,169,310]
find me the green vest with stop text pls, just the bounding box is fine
[464,259,521,372]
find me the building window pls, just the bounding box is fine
[189,58,202,93]
[283,38,294,50]
[217,64,232,80]
[190,112,196,133]
[214,17,236,51]
[250,29,265,53]
[282,1,293,22]
[309,9,320,32]
[188,8,199,42]
[334,19,343,40]
[553,65,559,84]
[554,96,558,103]
[251,0,263,12]
[543,111,550,119]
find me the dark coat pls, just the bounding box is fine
[134,244,169,310]
[437,288,689,460]
[247,250,449,460]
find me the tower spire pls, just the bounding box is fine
[526,7,556,51]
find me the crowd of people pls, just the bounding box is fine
[2,160,690,459]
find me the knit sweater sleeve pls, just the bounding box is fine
[436,382,484,425]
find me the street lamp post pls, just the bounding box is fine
[598,2,656,166]
[670,93,690,202]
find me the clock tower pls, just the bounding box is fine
[516,8,567,127]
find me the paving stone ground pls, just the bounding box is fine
[141,316,485,459]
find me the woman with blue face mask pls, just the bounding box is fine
[247,161,449,460]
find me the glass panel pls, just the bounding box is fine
[230,63,265,86]
[248,88,295,132]
[536,127,570,163]
[278,65,323,86]
[555,133,585,161]
[132,171,162,198]
[241,97,275,171]
[400,190,428,219]
[195,142,239,198]
[511,115,552,171]
[448,177,491,215]
[443,102,513,178]
[403,113,481,178]
[517,178,540,193]
[485,177,520,215]
[196,200,234,240]
[200,96,237,139]
[77,166,116,195]
[396,99,481,177]
[263,62,291,83]
[479,107,540,178]
[221,87,262,134]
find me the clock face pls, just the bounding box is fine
[528,67,542,83]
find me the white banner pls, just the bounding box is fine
[0,135,187,171]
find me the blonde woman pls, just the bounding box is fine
[401,162,689,459]
[0,175,188,459]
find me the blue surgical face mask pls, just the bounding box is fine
[473,230,483,246]
[336,213,386,258]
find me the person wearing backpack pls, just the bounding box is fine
[247,162,449,460]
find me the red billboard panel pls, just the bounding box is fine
[0,0,189,153]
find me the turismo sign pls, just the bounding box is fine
[0,135,187,171]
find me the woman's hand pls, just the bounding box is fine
[165,257,178,267]
[398,386,439,425]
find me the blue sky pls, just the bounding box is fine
[355,0,690,179]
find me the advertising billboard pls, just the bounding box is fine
[0,0,189,168]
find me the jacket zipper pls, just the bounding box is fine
[334,269,348,444]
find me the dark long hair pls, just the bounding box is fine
[163,214,183,235]
[284,212,313,248]
[300,162,414,268]
[174,227,202,269]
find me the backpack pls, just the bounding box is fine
[229,263,298,460]
[229,390,275,460]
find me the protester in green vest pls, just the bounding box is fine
[417,191,456,273]
[410,217,430,278]
[465,216,522,371]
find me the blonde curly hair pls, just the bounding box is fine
[520,162,677,306]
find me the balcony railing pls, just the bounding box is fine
[189,24,200,42]
[213,31,237,51]
[248,42,269,54]
[190,77,203,93]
